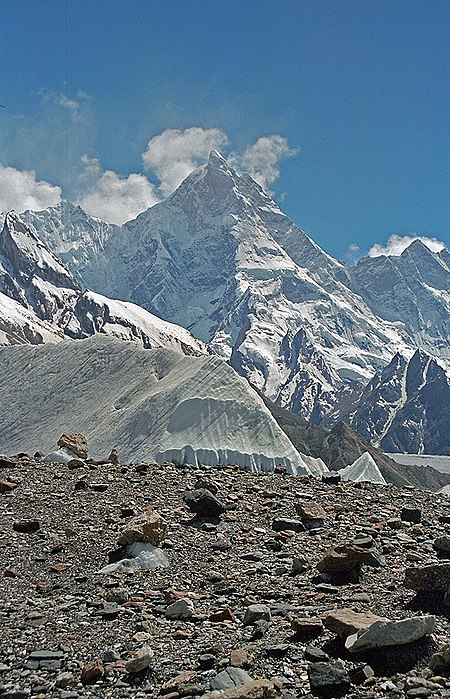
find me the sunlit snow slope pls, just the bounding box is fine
[0,212,206,356]
[0,334,312,474]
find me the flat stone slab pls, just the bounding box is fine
[324,608,387,637]
[345,615,435,652]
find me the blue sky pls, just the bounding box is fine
[0,0,448,260]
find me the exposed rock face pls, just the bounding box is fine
[344,349,450,455]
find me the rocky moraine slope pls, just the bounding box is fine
[0,445,449,699]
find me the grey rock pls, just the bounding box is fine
[210,667,253,691]
[184,488,227,518]
[243,604,271,626]
[125,644,154,673]
[345,615,435,652]
[165,598,194,620]
[272,517,304,533]
[308,661,351,698]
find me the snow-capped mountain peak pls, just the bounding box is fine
[18,153,449,433]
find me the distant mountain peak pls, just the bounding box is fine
[208,148,227,164]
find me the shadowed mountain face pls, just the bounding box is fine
[261,396,450,491]
[344,349,450,456]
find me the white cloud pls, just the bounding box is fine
[39,88,92,123]
[234,135,298,192]
[346,243,360,262]
[78,167,160,224]
[142,127,228,195]
[368,234,446,258]
[0,164,61,212]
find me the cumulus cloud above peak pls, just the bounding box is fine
[1,126,298,224]
[368,234,446,258]
[0,164,61,213]
[142,127,229,196]
[232,135,298,192]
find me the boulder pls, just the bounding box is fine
[292,556,309,575]
[404,563,450,593]
[57,433,88,459]
[324,608,386,638]
[0,480,18,492]
[345,616,435,652]
[428,643,450,675]
[308,661,351,698]
[125,644,154,673]
[230,647,253,669]
[271,517,304,533]
[243,604,271,626]
[295,501,327,526]
[401,506,422,524]
[165,598,194,620]
[118,512,168,547]
[13,520,40,533]
[291,617,324,639]
[317,544,371,574]
[184,488,227,518]
[433,536,450,556]
[81,658,104,685]
[210,667,253,691]
[99,542,170,574]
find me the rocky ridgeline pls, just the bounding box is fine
[0,437,449,699]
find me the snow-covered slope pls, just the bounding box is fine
[24,153,415,421]
[0,334,312,473]
[346,349,450,455]
[339,452,387,485]
[350,242,450,360]
[21,202,118,290]
[0,212,206,355]
[0,291,63,345]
